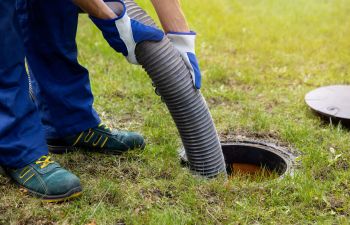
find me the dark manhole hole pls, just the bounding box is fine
[180,140,296,179]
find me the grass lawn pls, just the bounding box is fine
[1,0,350,224]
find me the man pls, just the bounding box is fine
[0,0,202,202]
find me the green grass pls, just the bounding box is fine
[1,0,350,224]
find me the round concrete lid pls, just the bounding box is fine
[305,85,350,120]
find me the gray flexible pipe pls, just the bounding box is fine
[125,0,227,178]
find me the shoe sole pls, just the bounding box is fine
[48,142,146,155]
[17,182,83,203]
[48,145,80,154]
[43,190,82,203]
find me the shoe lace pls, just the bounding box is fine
[98,123,111,132]
[35,156,54,169]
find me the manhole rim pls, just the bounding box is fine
[179,139,298,179]
[221,140,296,178]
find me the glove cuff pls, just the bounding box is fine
[167,31,196,54]
[167,31,197,35]
[89,0,133,60]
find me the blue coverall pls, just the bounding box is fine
[0,0,101,168]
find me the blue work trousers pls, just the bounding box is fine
[0,0,47,168]
[18,0,100,139]
[0,0,100,168]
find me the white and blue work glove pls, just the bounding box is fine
[167,31,202,89]
[90,0,164,64]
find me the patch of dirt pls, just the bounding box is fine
[336,181,350,194]
[333,158,349,171]
[85,220,97,225]
[314,158,349,181]
[105,90,127,99]
[114,219,126,225]
[139,187,176,205]
[312,167,335,181]
[134,204,147,215]
[328,196,347,215]
[199,189,221,205]
[0,176,10,185]
[219,129,281,143]
[119,166,141,180]
[140,188,160,201]
[314,194,349,216]
[154,170,174,180]
[0,202,10,215]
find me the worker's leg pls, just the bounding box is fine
[20,0,101,139]
[0,1,82,202]
[17,0,145,154]
[0,0,47,168]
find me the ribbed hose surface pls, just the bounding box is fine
[125,0,226,178]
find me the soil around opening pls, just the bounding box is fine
[180,140,296,179]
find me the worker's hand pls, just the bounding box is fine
[167,31,202,89]
[90,0,164,64]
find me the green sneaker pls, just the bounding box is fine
[5,155,82,202]
[47,123,146,154]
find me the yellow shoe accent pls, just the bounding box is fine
[72,131,84,146]
[35,156,54,169]
[19,166,32,178]
[43,191,82,203]
[84,130,95,143]
[92,135,103,147]
[101,136,109,148]
[22,173,35,185]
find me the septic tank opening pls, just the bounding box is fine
[179,140,296,179]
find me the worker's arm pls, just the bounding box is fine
[72,0,117,19]
[151,0,202,89]
[150,0,189,33]
[72,0,164,64]
[73,0,190,32]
